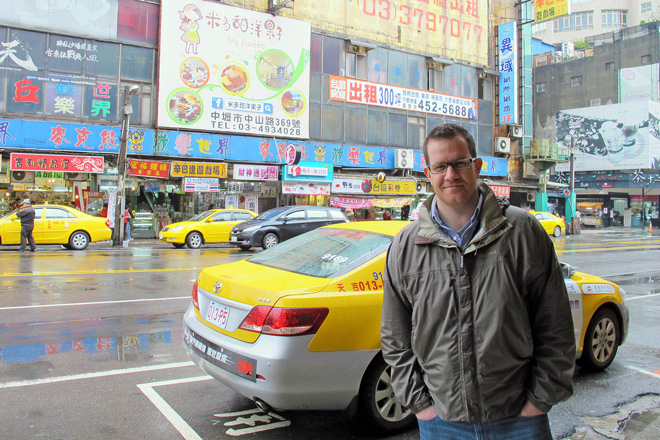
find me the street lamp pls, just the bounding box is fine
[112,85,140,246]
[567,135,585,234]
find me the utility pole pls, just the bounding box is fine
[112,85,140,246]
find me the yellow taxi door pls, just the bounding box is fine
[42,206,77,244]
[204,211,234,243]
[3,208,44,244]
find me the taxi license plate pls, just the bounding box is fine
[159,233,163,239]
[230,236,237,242]
[205,301,230,329]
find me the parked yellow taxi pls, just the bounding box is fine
[183,221,628,432]
[0,204,111,250]
[530,210,566,237]
[159,208,257,249]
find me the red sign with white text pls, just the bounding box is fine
[127,159,170,178]
[10,153,104,173]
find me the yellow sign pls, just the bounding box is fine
[283,0,488,66]
[170,162,227,178]
[535,0,569,23]
[368,180,416,195]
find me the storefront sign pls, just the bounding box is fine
[184,177,219,192]
[245,195,258,212]
[225,194,239,208]
[534,0,569,23]
[498,22,518,125]
[10,152,104,173]
[332,178,416,195]
[233,164,279,181]
[371,198,413,208]
[170,161,227,178]
[282,162,333,183]
[330,76,477,120]
[329,196,372,209]
[228,182,262,193]
[488,184,511,198]
[157,0,311,139]
[282,182,330,196]
[127,159,170,178]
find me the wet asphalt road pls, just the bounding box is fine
[0,228,659,439]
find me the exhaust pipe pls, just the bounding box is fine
[254,399,271,413]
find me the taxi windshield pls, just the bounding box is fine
[248,227,393,278]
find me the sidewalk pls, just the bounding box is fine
[562,402,660,440]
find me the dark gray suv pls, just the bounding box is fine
[230,205,349,250]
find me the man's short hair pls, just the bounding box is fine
[422,124,477,165]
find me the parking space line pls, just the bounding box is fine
[0,361,194,389]
[626,365,660,379]
[625,292,660,301]
[137,376,212,440]
[0,296,189,311]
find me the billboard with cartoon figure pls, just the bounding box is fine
[555,101,660,172]
[157,0,311,139]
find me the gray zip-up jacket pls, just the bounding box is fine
[381,184,575,424]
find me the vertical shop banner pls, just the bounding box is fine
[534,0,570,23]
[225,194,239,209]
[157,0,311,139]
[498,22,518,125]
[245,195,258,212]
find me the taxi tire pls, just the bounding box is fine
[553,226,561,237]
[358,354,415,433]
[577,308,619,372]
[238,245,251,251]
[172,243,185,249]
[262,233,279,249]
[68,231,90,250]
[186,232,203,249]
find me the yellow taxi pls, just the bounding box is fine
[0,204,112,250]
[159,208,257,249]
[183,221,628,432]
[530,210,566,237]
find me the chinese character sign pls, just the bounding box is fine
[329,76,477,120]
[10,153,103,173]
[170,161,227,178]
[157,0,311,139]
[534,0,570,24]
[498,22,518,125]
[293,0,488,66]
[127,159,170,178]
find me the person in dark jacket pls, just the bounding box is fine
[381,124,575,439]
[17,198,37,253]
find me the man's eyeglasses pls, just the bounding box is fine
[427,158,477,175]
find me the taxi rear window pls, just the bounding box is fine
[248,228,392,278]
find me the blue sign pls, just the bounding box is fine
[498,22,518,125]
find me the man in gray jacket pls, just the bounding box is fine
[17,198,37,253]
[381,124,575,439]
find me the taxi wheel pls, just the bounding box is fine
[578,308,619,372]
[358,354,415,433]
[262,233,279,249]
[172,243,185,249]
[186,232,203,249]
[68,231,90,250]
[553,226,561,237]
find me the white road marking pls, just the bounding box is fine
[626,292,660,301]
[137,376,212,440]
[0,296,189,311]
[0,361,194,389]
[626,365,660,378]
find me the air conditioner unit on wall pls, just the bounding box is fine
[10,171,35,183]
[394,149,414,169]
[509,125,523,138]
[495,137,511,155]
[67,173,89,181]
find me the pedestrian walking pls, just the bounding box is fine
[17,198,37,253]
[381,124,575,440]
[382,210,392,220]
[124,202,134,241]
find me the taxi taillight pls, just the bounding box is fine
[192,281,199,310]
[239,306,329,336]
